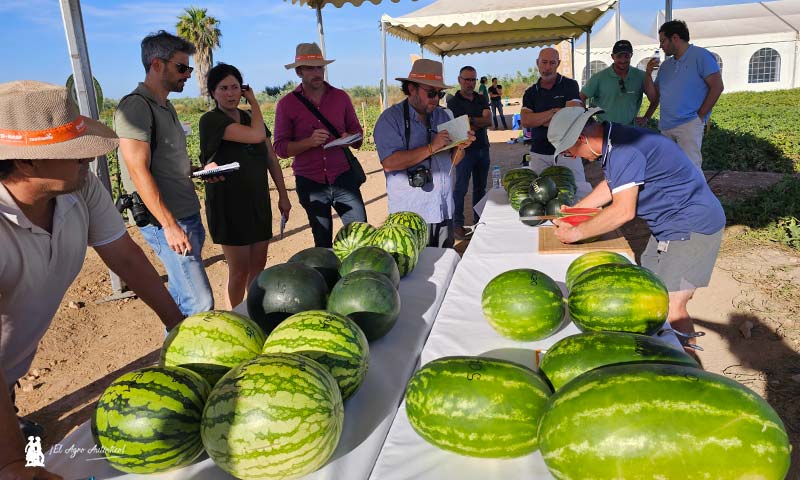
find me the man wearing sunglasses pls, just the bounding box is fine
[374,59,475,249]
[114,30,215,317]
[579,40,657,127]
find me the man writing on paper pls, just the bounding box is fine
[447,66,492,240]
[374,59,475,248]
[547,107,725,349]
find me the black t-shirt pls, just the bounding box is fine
[488,85,503,101]
[521,74,580,155]
[446,91,490,150]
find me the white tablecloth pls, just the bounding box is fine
[45,248,461,480]
[369,189,681,480]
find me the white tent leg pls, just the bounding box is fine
[317,5,328,82]
[571,38,576,80]
[616,0,621,42]
[382,20,389,110]
[585,29,591,87]
[665,0,672,22]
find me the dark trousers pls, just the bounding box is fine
[491,100,508,129]
[296,170,367,248]
[453,146,490,227]
[428,219,454,249]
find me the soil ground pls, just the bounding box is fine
[15,101,799,477]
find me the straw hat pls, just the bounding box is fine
[284,43,335,69]
[0,81,118,160]
[396,59,452,89]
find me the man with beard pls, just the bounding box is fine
[115,30,214,316]
[0,81,183,480]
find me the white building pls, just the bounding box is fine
[573,0,800,92]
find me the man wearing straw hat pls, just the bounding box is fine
[273,42,367,248]
[374,59,475,248]
[0,80,183,479]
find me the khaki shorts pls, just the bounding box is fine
[640,228,723,291]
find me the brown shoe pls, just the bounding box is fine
[454,226,468,240]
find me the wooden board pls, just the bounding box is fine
[538,226,634,256]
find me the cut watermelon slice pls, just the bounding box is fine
[558,215,594,226]
[559,207,601,217]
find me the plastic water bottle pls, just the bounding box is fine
[652,49,662,71]
[492,165,502,189]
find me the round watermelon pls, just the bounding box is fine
[288,247,341,291]
[539,331,699,391]
[202,353,343,480]
[339,245,401,288]
[161,310,266,387]
[528,176,558,204]
[385,211,428,253]
[565,251,632,291]
[538,363,791,479]
[539,165,575,179]
[406,356,552,458]
[518,200,546,226]
[333,221,376,260]
[262,310,369,399]
[327,270,401,341]
[568,264,668,335]
[508,185,532,211]
[545,196,573,217]
[369,223,419,278]
[92,366,210,474]
[247,262,328,335]
[481,269,565,341]
[502,168,537,190]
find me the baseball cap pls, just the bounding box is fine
[612,40,633,55]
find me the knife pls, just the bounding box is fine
[519,215,558,221]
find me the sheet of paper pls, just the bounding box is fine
[434,115,470,153]
[324,133,362,149]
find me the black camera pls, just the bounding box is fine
[407,164,433,188]
[115,192,151,227]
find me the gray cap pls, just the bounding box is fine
[547,107,604,159]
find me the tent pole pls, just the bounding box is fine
[665,0,672,22]
[571,38,576,80]
[316,5,328,82]
[382,20,389,110]
[585,28,591,86]
[420,44,424,59]
[616,0,621,42]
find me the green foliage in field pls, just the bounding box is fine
[723,175,800,250]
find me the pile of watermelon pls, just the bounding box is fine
[502,166,593,228]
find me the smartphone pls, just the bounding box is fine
[241,84,250,92]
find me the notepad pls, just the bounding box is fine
[434,115,470,153]
[324,133,362,149]
[191,162,240,178]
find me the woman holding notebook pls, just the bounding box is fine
[199,63,291,309]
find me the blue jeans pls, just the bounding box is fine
[139,213,214,316]
[491,101,508,129]
[296,170,367,248]
[453,146,490,227]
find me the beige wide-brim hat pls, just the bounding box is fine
[0,80,118,160]
[284,43,335,69]
[396,59,452,89]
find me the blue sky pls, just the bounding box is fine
[2,0,758,100]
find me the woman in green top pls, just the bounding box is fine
[199,63,291,309]
[478,76,490,104]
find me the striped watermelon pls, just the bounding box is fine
[539,331,699,391]
[481,269,565,341]
[539,165,575,180]
[538,363,791,479]
[202,353,343,480]
[92,366,210,474]
[385,211,428,253]
[339,245,401,288]
[508,185,532,211]
[406,356,552,458]
[501,167,537,190]
[568,264,668,335]
[333,221,376,260]
[161,310,266,388]
[327,270,401,341]
[565,251,631,291]
[262,310,369,399]
[369,223,419,277]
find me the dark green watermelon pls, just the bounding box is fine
[288,247,341,291]
[545,196,573,216]
[519,201,546,226]
[327,270,401,341]
[528,177,558,204]
[247,263,328,334]
[339,246,400,288]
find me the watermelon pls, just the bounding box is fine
[333,221,376,260]
[327,270,401,341]
[161,310,266,387]
[560,206,601,216]
[202,353,343,480]
[369,223,419,277]
[481,269,565,341]
[288,247,341,291]
[339,245,401,288]
[568,264,668,335]
[406,356,552,458]
[262,310,369,399]
[557,214,593,226]
[508,186,532,211]
[539,331,699,391]
[528,176,558,204]
[385,211,428,253]
[518,201,546,226]
[539,165,574,179]
[565,251,631,291]
[545,197,573,217]
[538,363,791,479]
[92,366,210,474]
[247,262,328,335]
[501,168,537,190]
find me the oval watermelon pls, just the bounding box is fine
[502,168,537,190]
[565,251,632,291]
[333,221,376,260]
[481,269,565,341]
[327,270,401,341]
[539,331,699,391]
[246,262,328,335]
[161,310,266,387]
[288,247,341,291]
[538,363,791,479]
[385,211,428,253]
[369,223,419,278]
[508,186,532,211]
[539,165,575,179]
[406,356,552,458]
[568,264,668,335]
[92,366,210,474]
[202,353,343,480]
[339,245,401,288]
[262,310,369,399]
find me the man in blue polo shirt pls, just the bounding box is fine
[547,107,725,348]
[644,20,724,170]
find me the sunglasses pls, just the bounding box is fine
[418,85,446,100]
[618,78,626,93]
[161,58,193,74]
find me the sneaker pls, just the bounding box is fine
[18,416,44,438]
[454,226,468,241]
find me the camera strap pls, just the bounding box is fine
[403,100,432,168]
[116,93,157,195]
[293,92,343,138]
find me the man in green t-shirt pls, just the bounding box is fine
[579,40,658,126]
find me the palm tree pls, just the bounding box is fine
[176,7,221,101]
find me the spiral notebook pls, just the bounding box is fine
[192,162,240,178]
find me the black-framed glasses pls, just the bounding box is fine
[418,84,446,99]
[459,76,477,83]
[618,78,626,93]
[161,58,193,74]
